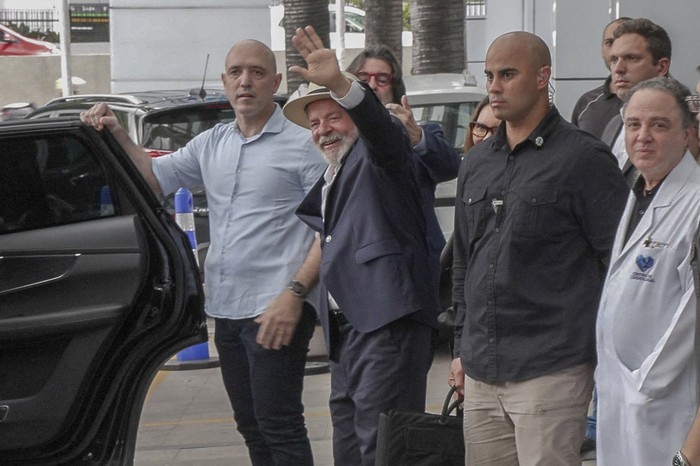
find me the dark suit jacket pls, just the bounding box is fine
[601,114,638,187]
[296,86,438,345]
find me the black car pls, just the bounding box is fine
[0,116,205,464]
[27,90,287,273]
[26,88,238,254]
[26,89,237,154]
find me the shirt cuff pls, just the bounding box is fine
[331,80,365,110]
[413,127,427,154]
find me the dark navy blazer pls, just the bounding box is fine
[296,86,439,345]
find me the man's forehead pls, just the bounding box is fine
[226,55,270,69]
[484,59,521,74]
[626,90,680,119]
[486,41,529,67]
[226,44,274,69]
[610,33,648,52]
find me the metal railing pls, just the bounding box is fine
[0,9,58,34]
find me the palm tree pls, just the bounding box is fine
[282,0,329,93]
[410,0,465,74]
[363,0,404,67]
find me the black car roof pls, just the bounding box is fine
[30,89,288,117]
[38,88,232,112]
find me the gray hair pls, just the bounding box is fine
[623,77,693,128]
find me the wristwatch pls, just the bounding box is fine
[287,280,307,298]
[673,451,690,466]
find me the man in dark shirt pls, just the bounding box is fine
[571,17,631,139]
[600,18,672,186]
[448,31,628,465]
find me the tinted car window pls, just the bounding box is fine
[0,135,113,233]
[411,102,477,152]
[142,104,235,151]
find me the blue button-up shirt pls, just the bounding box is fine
[153,105,327,319]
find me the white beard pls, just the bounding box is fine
[316,127,358,166]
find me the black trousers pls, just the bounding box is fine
[328,314,435,466]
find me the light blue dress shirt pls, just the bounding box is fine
[153,105,327,319]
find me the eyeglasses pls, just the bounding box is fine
[355,72,393,87]
[470,121,499,138]
[686,95,700,113]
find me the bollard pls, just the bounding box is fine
[174,187,199,267]
[165,188,219,370]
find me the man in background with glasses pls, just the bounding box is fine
[346,45,461,329]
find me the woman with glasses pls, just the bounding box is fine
[464,96,502,152]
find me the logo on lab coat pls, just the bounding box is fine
[631,255,655,282]
[635,255,655,272]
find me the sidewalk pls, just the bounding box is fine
[135,328,596,465]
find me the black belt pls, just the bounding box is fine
[329,308,349,326]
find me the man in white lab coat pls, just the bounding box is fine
[596,77,700,466]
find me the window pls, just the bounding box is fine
[0,134,114,233]
[466,0,487,18]
[411,102,479,152]
[141,104,235,152]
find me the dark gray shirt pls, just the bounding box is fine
[452,107,628,382]
[571,76,623,140]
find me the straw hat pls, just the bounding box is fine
[283,72,359,129]
[282,82,333,129]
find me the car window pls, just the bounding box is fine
[411,102,477,152]
[141,104,235,151]
[0,134,114,233]
[329,10,365,33]
[344,11,365,32]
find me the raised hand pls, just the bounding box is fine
[288,25,351,97]
[386,95,423,146]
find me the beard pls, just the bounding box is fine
[315,127,358,166]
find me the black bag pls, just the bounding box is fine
[375,386,465,466]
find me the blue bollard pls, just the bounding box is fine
[174,187,199,267]
[172,187,212,366]
[176,342,210,361]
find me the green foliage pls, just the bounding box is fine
[4,21,59,43]
[403,1,411,31]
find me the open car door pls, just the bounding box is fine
[0,118,206,465]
